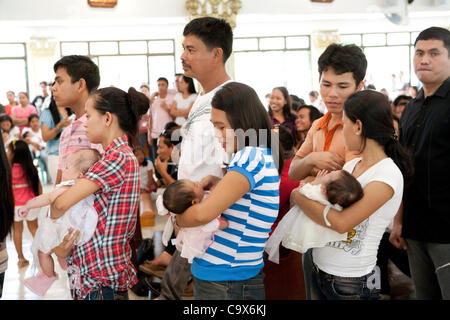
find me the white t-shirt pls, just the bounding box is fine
[312,157,403,277]
[173,92,197,126]
[139,161,154,189]
[178,80,232,181]
[22,127,46,148]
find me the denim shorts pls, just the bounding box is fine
[193,271,265,300]
[310,262,380,300]
[80,286,129,300]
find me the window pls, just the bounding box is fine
[60,39,176,92]
[233,35,312,107]
[364,46,410,96]
[61,42,89,56]
[0,43,28,106]
[98,55,148,89]
[340,31,420,100]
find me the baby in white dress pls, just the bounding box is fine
[265,169,363,263]
[156,179,228,263]
[18,148,101,296]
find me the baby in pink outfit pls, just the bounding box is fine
[159,179,228,263]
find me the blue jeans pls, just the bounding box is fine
[310,262,380,300]
[193,271,265,300]
[302,249,314,300]
[0,272,4,298]
[82,286,129,300]
[406,239,450,300]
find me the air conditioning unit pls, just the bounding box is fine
[430,0,448,6]
[377,0,411,25]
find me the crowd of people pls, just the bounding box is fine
[0,19,449,302]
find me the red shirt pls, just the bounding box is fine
[12,163,37,205]
[67,135,139,299]
[4,104,15,115]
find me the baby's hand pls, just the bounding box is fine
[298,180,306,188]
[316,169,329,178]
[218,216,229,230]
[312,169,329,184]
[18,207,29,218]
[200,175,221,191]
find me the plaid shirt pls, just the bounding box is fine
[67,135,139,299]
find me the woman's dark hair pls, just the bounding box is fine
[318,43,367,86]
[277,124,295,160]
[291,97,306,112]
[133,146,148,167]
[163,179,196,214]
[183,17,233,63]
[0,114,16,131]
[212,82,284,173]
[54,55,100,93]
[19,91,29,99]
[298,105,323,124]
[91,87,150,147]
[48,96,73,139]
[182,75,197,94]
[268,87,297,125]
[393,95,412,106]
[28,113,39,123]
[163,122,182,146]
[164,122,180,132]
[8,140,40,196]
[157,77,169,85]
[0,138,14,241]
[326,170,364,208]
[343,90,414,185]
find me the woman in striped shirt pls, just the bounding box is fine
[176,82,282,300]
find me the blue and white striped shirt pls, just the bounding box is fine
[191,146,280,281]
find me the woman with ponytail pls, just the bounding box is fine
[50,87,149,300]
[291,90,413,300]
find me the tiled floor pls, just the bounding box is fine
[1,183,168,300]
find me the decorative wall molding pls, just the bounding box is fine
[185,0,242,29]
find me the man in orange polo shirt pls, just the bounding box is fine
[289,43,366,182]
[288,43,367,300]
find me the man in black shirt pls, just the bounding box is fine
[390,27,450,300]
[31,81,49,114]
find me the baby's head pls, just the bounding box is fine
[133,147,147,166]
[61,148,101,181]
[312,170,363,208]
[162,179,204,214]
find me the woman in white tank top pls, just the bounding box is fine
[291,90,413,300]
